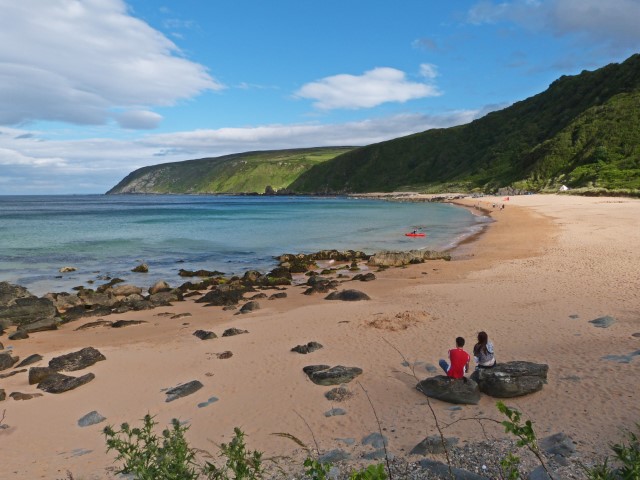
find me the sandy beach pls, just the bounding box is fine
[1,194,639,479]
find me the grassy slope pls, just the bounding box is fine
[107,147,354,194]
[289,54,640,193]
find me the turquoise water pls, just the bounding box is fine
[0,195,487,296]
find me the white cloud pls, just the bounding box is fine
[420,63,439,79]
[115,110,164,130]
[0,0,222,127]
[468,0,640,51]
[295,67,441,110]
[0,109,481,194]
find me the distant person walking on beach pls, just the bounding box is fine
[439,337,470,379]
[473,331,496,369]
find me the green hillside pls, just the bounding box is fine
[290,54,640,194]
[106,147,354,194]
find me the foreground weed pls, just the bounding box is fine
[586,425,640,479]
[349,463,388,480]
[205,427,263,480]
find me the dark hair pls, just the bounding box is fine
[474,331,489,356]
[455,336,465,347]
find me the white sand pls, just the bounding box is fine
[1,194,639,479]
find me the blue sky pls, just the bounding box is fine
[1,0,639,194]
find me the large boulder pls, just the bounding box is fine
[470,361,548,398]
[416,376,481,405]
[29,366,56,384]
[0,352,19,371]
[18,317,58,334]
[368,250,451,267]
[149,291,181,307]
[48,347,106,372]
[303,365,363,385]
[195,287,245,306]
[78,290,118,308]
[0,297,57,328]
[37,372,95,393]
[149,280,171,295]
[45,293,84,313]
[0,282,34,307]
[111,284,143,297]
[324,289,370,301]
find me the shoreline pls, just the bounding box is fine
[1,194,640,479]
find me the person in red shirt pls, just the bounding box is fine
[439,337,470,379]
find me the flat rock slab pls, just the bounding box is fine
[411,436,459,455]
[165,380,203,402]
[318,449,351,464]
[291,341,323,354]
[78,411,106,427]
[74,320,113,331]
[470,361,548,398]
[362,432,388,449]
[0,369,26,379]
[325,408,346,417]
[8,330,28,340]
[324,289,370,301]
[20,317,58,334]
[197,396,219,408]
[38,372,96,393]
[416,376,480,405]
[601,349,640,364]
[418,459,486,480]
[304,365,363,385]
[540,432,576,458]
[10,392,44,401]
[589,315,616,328]
[111,320,146,328]
[49,347,106,372]
[16,354,43,368]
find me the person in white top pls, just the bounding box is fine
[473,331,496,369]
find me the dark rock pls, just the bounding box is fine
[589,315,616,328]
[324,289,370,301]
[0,352,19,371]
[324,408,346,417]
[362,449,389,460]
[418,459,487,480]
[29,366,56,385]
[368,250,451,267]
[303,364,331,375]
[131,263,148,273]
[0,389,4,401]
[470,361,548,398]
[318,449,351,464]
[248,293,267,300]
[62,305,113,323]
[18,317,58,334]
[149,291,181,306]
[362,432,387,449]
[352,272,376,282]
[291,341,324,354]
[540,432,576,458]
[49,347,106,372]
[78,290,117,308]
[111,284,143,296]
[149,280,171,295]
[632,332,640,338]
[528,465,556,480]
[238,301,260,314]
[0,281,35,307]
[171,313,192,320]
[194,330,217,340]
[8,330,29,340]
[304,365,363,385]
[410,435,459,455]
[222,306,236,311]
[216,351,233,359]
[96,278,125,293]
[74,320,113,330]
[416,376,481,405]
[222,328,248,337]
[0,297,57,328]
[325,386,353,402]
[78,411,107,427]
[10,392,44,401]
[0,369,26,379]
[178,268,224,277]
[16,354,43,368]
[268,292,287,300]
[303,276,339,295]
[37,372,95,393]
[197,396,219,408]
[196,287,246,306]
[165,380,203,402]
[111,320,146,328]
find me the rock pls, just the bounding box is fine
[540,432,576,458]
[248,293,267,300]
[0,352,19,371]
[318,449,351,464]
[29,366,56,385]
[37,372,95,393]
[0,389,4,401]
[418,459,486,480]
[149,291,181,307]
[589,315,616,328]
[178,268,224,277]
[63,304,113,322]
[171,313,192,320]
[165,380,203,402]
[196,288,245,306]
[216,351,233,359]
[78,411,107,427]
[0,369,26,379]
[0,341,3,350]
[18,317,58,334]
[48,293,84,312]
[197,396,219,408]
[222,328,248,337]
[416,376,481,405]
[632,332,640,338]
[268,292,287,300]
[111,284,143,296]
[78,290,118,308]
[111,320,146,328]
[48,347,106,372]
[325,386,353,402]
[238,301,260,314]
[352,272,376,282]
[324,289,371,301]
[303,364,331,375]
[16,354,43,368]
[325,408,346,417]
[528,465,556,480]
[74,320,113,330]
[368,250,451,267]
[10,392,44,401]
[291,341,324,354]
[194,330,217,340]
[410,436,459,455]
[470,361,548,398]
[8,330,29,340]
[0,297,57,328]
[363,450,389,460]
[362,432,388,449]
[149,280,171,295]
[0,282,35,307]
[59,266,77,273]
[303,365,363,385]
[131,263,148,273]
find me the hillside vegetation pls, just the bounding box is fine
[290,54,640,194]
[107,147,354,194]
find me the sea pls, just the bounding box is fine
[0,195,490,296]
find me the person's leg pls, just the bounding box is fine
[438,359,449,374]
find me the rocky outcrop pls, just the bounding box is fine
[304,276,339,295]
[352,272,376,282]
[149,280,171,295]
[195,286,246,306]
[0,352,19,371]
[18,317,58,334]
[416,376,481,405]
[0,282,34,307]
[470,361,548,398]
[29,366,56,385]
[37,372,95,393]
[48,347,106,372]
[0,297,57,328]
[178,268,224,278]
[368,250,451,267]
[303,365,363,385]
[111,284,143,296]
[325,290,370,301]
[165,380,203,402]
[131,263,149,273]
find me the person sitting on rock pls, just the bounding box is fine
[439,336,470,379]
[473,331,496,369]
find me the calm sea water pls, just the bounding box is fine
[0,195,488,296]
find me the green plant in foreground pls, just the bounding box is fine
[205,427,263,479]
[586,425,640,479]
[304,457,332,479]
[349,463,388,480]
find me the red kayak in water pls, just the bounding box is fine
[405,232,426,237]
